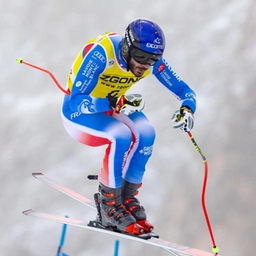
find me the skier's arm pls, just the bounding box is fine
[152,58,196,132]
[152,57,196,113]
[69,44,112,114]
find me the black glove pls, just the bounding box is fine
[107,95,129,113]
[107,95,119,109]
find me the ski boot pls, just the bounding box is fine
[93,183,144,235]
[121,180,155,233]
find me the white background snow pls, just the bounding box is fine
[1,0,256,255]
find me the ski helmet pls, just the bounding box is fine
[122,18,165,66]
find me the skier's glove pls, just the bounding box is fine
[107,94,144,115]
[171,106,194,132]
[108,95,129,114]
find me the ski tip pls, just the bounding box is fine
[87,175,98,180]
[32,172,43,177]
[22,209,34,215]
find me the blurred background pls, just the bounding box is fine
[1,0,255,255]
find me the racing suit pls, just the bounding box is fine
[61,32,196,188]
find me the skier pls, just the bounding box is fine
[61,18,196,235]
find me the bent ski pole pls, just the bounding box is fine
[16,58,70,95]
[187,131,219,255]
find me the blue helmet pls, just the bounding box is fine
[122,18,165,65]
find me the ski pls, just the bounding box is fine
[23,209,214,256]
[25,173,218,255]
[32,173,96,211]
[32,173,159,238]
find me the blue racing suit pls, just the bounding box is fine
[62,32,196,188]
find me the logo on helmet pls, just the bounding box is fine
[153,37,161,44]
[128,29,135,42]
[146,43,164,49]
[125,30,132,47]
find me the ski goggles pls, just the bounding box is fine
[130,47,162,66]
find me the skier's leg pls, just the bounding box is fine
[113,112,156,231]
[113,111,156,183]
[62,110,132,188]
[62,109,145,233]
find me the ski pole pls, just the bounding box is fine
[187,132,219,255]
[16,58,70,95]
